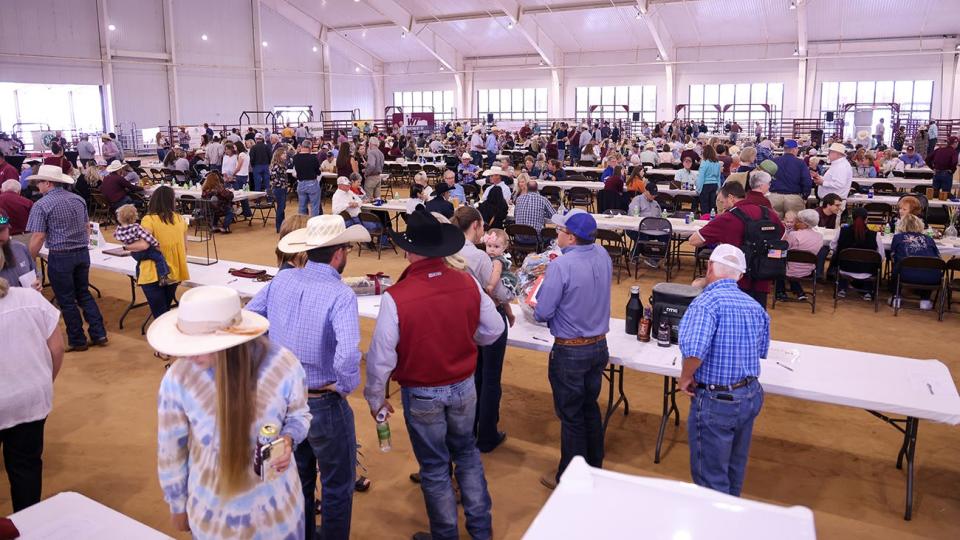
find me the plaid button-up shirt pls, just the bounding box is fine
[114,223,159,247]
[246,262,362,395]
[25,187,89,252]
[678,279,769,386]
[514,192,556,232]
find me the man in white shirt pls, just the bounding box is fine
[469,129,485,165]
[813,143,853,202]
[480,167,512,203]
[331,176,363,220]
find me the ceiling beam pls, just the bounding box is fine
[260,0,383,72]
[363,0,461,72]
[636,0,674,62]
[492,0,557,67]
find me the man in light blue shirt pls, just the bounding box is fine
[485,130,499,167]
[927,120,938,155]
[246,215,371,540]
[441,169,465,204]
[534,209,612,489]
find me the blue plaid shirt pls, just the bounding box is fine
[25,187,89,252]
[514,192,555,232]
[678,279,769,386]
[246,261,362,395]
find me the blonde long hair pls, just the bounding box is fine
[215,338,265,497]
[275,214,310,268]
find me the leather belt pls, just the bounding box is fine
[554,335,605,346]
[696,376,757,392]
[307,388,336,397]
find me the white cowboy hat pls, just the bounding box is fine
[827,143,848,154]
[105,160,124,173]
[482,165,513,177]
[277,214,371,254]
[856,130,869,140]
[644,142,656,149]
[460,152,472,160]
[27,164,74,185]
[147,286,268,357]
[684,143,695,150]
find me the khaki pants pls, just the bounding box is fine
[364,174,381,199]
[767,193,806,218]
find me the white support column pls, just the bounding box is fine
[549,67,562,118]
[796,58,807,118]
[95,0,115,132]
[461,71,474,119]
[372,65,385,119]
[455,72,467,119]
[320,39,333,112]
[251,0,266,113]
[952,51,960,118]
[796,0,809,118]
[803,58,817,117]
[939,41,958,118]
[162,0,180,125]
[664,63,675,119]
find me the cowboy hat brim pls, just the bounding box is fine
[277,223,371,254]
[146,308,268,357]
[482,168,513,177]
[389,223,465,258]
[27,172,74,185]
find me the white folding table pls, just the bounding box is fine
[7,491,172,539]
[523,457,817,540]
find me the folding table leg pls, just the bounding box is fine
[602,364,629,434]
[654,376,681,463]
[118,276,150,330]
[867,411,919,521]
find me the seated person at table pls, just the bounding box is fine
[627,183,664,265]
[457,152,479,184]
[101,160,144,211]
[894,195,925,229]
[478,183,508,229]
[114,204,172,286]
[542,159,566,182]
[425,182,455,219]
[173,150,191,173]
[603,165,625,194]
[899,145,925,168]
[580,142,599,164]
[410,171,433,201]
[658,143,674,166]
[674,156,696,189]
[320,153,336,173]
[522,156,541,179]
[601,153,621,181]
[831,207,883,300]
[201,172,235,233]
[775,209,821,302]
[639,142,659,166]
[482,228,519,326]
[854,155,877,178]
[879,149,905,176]
[816,193,843,229]
[890,213,940,310]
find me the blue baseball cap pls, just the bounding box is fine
[551,208,597,240]
[784,139,798,149]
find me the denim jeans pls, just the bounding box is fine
[933,170,953,196]
[47,249,106,347]
[688,378,764,496]
[298,180,322,216]
[0,418,45,512]
[140,282,178,319]
[470,151,483,166]
[548,339,609,482]
[698,184,719,215]
[295,393,356,540]
[252,164,270,192]
[486,150,496,168]
[475,309,508,451]
[130,246,169,281]
[402,377,492,540]
[273,187,287,233]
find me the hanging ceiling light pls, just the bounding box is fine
[108,24,116,31]
[656,53,662,61]
[507,21,514,29]
[312,45,318,52]
[201,34,208,41]
[538,59,544,66]
[635,11,642,20]
[789,1,796,10]
[261,41,268,47]
[400,30,406,38]
[355,66,361,72]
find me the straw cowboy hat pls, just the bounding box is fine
[388,206,464,258]
[27,164,74,185]
[482,165,513,177]
[105,160,124,173]
[100,134,111,141]
[460,152,472,161]
[684,142,695,150]
[856,130,870,140]
[644,142,656,149]
[277,215,371,254]
[147,286,268,357]
[827,143,848,155]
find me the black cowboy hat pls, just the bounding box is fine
[389,206,465,257]
[432,182,452,198]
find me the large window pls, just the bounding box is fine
[392,90,456,121]
[477,88,547,121]
[0,82,104,144]
[819,80,934,121]
[687,82,783,126]
[575,85,656,122]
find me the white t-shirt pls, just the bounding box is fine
[0,287,60,430]
[818,157,853,200]
[221,154,238,179]
[332,188,364,217]
[236,151,250,176]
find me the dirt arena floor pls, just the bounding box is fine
[1,194,958,539]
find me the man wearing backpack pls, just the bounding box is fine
[689,182,785,309]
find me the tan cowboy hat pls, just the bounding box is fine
[827,143,847,154]
[27,164,74,185]
[460,152,472,160]
[277,215,371,254]
[147,286,268,357]
[100,134,111,141]
[856,130,869,140]
[684,142,695,150]
[105,160,124,173]
[482,165,513,177]
[644,142,656,149]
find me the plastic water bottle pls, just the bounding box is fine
[883,223,891,235]
[375,407,392,452]
[867,186,874,199]
[661,209,669,219]
[709,208,716,220]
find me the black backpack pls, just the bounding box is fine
[729,206,787,280]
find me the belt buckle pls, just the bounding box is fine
[708,384,717,391]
